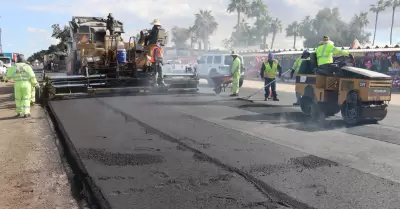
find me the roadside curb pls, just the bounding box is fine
[46,102,112,209]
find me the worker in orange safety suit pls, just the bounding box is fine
[3,54,38,118]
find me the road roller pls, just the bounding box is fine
[295,53,392,125]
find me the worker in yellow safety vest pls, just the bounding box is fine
[291,50,310,105]
[260,53,282,101]
[316,36,353,66]
[3,54,38,118]
[230,51,241,97]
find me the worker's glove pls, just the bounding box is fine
[290,69,295,79]
[35,83,40,88]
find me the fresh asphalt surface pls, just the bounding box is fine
[47,79,400,209]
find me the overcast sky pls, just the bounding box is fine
[1,0,399,56]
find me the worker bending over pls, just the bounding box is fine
[230,51,241,97]
[4,54,38,118]
[316,36,353,66]
[260,53,282,101]
[291,50,310,105]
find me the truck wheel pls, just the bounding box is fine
[341,91,361,125]
[300,96,313,116]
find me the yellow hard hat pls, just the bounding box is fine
[151,19,161,26]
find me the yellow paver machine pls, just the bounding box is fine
[40,16,198,100]
[295,53,392,124]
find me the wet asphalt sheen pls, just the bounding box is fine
[49,85,400,209]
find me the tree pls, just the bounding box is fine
[27,50,48,63]
[171,26,190,49]
[270,18,282,49]
[191,10,218,51]
[51,24,70,52]
[301,8,371,48]
[370,0,390,45]
[248,0,268,22]
[351,12,370,31]
[285,21,301,49]
[227,0,250,28]
[254,15,271,49]
[387,0,400,45]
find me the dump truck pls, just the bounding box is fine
[39,16,198,100]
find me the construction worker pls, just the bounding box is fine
[147,19,162,45]
[150,43,165,86]
[260,53,282,101]
[291,50,310,105]
[230,51,241,97]
[106,13,116,35]
[4,54,38,118]
[316,36,352,66]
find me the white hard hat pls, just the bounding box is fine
[151,19,161,26]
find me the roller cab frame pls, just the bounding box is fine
[295,53,392,125]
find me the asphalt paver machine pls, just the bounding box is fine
[295,53,392,124]
[41,16,198,100]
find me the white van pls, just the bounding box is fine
[196,53,245,86]
[0,60,6,79]
[0,57,11,68]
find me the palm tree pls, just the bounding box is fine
[254,15,271,49]
[270,18,282,49]
[351,12,370,31]
[299,15,314,38]
[387,0,400,45]
[370,0,390,45]
[192,10,218,51]
[249,0,268,22]
[227,0,250,29]
[285,21,301,49]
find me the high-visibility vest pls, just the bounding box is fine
[316,43,349,66]
[6,63,36,83]
[264,60,278,78]
[150,45,163,63]
[293,57,309,72]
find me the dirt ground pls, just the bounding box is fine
[0,82,78,209]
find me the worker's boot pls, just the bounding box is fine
[23,114,31,118]
[272,92,279,101]
[230,93,238,97]
[15,113,21,117]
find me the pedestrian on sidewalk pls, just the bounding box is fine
[4,54,38,118]
[291,50,310,105]
[260,53,282,101]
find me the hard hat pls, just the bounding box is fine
[151,19,161,26]
[268,52,274,59]
[323,36,330,41]
[231,50,239,56]
[16,54,26,63]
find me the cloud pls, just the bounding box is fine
[23,0,400,50]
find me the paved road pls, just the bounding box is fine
[48,81,400,209]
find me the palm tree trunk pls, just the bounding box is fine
[204,39,209,52]
[271,33,276,49]
[372,12,379,46]
[237,12,241,29]
[263,35,267,49]
[293,35,297,49]
[390,7,395,45]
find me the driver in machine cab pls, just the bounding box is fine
[316,36,353,66]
